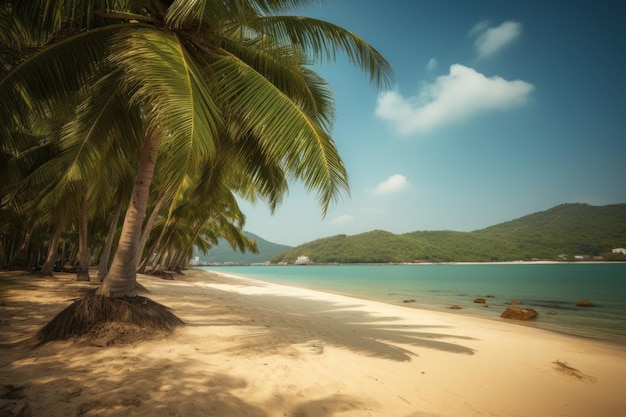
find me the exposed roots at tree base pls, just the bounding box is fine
[145,270,175,280]
[35,294,184,346]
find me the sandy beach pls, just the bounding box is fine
[1,268,624,417]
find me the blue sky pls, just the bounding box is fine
[237,0,626,246]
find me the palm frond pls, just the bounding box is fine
[250,15,394,89]
[55,70,144,193]
[211,52,349,215]
[219,35,335,129]
[108,26,222,197]
[218,134,288,212]
[0,24,131,147]
[165,0,259,29]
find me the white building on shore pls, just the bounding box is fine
[294,255,312,265]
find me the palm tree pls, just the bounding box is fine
[140,156,260,274]
[1,0,393,339]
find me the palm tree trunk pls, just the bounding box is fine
[76,192,91,281]
[151,250,166,273]
[172,246,192,272]
[136,193,167,272]
[98,130,160,298]
[10,229,32,267]
[40,220,64,275]
[139,215,174,273]
[97,199,123,281]
[173,222,203,270]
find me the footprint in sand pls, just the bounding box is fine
[293,340,324,355]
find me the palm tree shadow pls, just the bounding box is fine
[291,394,368,417]
[257,295,475,361]
[3,347,373,417]
[177,280,476,362]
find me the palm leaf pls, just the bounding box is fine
[211,52,349,215]
[250,15,394,89]
[0,24,131,146]
[219,35,335,130]
[108,26,222,197]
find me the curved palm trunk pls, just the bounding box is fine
[150,250,167,273]
[76,192,91,281]
[40,220,64,275]
[143,218,173,273]
[98,130,160,298]
[171,246,193,272]
[10,229,32,267]
[97,199,123,281]
[172,223,203,270]
[136,193,167,273]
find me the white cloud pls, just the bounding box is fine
[471,20,522,59]
[426,58,438,72]
[375,64,533,135]
[372,174,410,195]
[331,214,353,226]
[469,20,490,36]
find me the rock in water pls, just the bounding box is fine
[576,300,594,307]
[500,306,538,320]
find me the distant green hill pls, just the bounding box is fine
[194,232,291,264]
[270,203,626,263]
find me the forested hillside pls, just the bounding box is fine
[194,232,291,264]
[271,203,626,263]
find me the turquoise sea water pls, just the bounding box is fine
[200,263,626,344]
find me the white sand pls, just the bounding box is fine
[1,269,624,417]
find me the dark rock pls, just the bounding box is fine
[576,300,594,307]
[473,298,486,304]
[486,294,495,298]
[500,306,538,320]
[402,299,416,303]
[448,305,462,309]
[507,299,522,305]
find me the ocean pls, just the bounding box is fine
[200,263,626,345]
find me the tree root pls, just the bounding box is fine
[35,293,184,345]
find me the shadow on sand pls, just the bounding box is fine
[155,274,476,362]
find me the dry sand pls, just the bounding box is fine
[1,268,624,417]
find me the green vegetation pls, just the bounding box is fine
[271,204,626,263]
[194,232,290,264]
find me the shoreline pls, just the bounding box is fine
[198,264,626,346]
[1,269,625,416]
[205,268,626,346]
[199,260,626,266]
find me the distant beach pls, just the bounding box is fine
[1,268,625,417]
